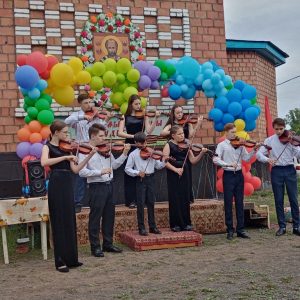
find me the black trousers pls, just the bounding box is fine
[223,170,245,233]
[88,182,115,250]
[136,175,156,230]
[124,171,137,206]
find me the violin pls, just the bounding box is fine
[177,114,211,125]
[177,141,217,156]
[85,108,123,121]
[59,140,94,155]
[140,147,175,162]
[230,137,272,150]
[134,109,169,119]
[279,130,300,146]
[94,142,111,158]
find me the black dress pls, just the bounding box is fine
[123,115,144,206]
[167,141,192,229]
[47,142,79,268]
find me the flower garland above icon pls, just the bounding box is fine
[80,12,145,66]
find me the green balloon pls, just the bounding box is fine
[111,92,125,106]
[24,115,32,124]
[131,82,138,89]
[37,110,54,125]
[160,72,168,81]
[24,96,35,107]
[117,73,126,83]
[120,102,128,115]
[27,107,39,119]
[86,66,93,75]
[124,87,138,101]
[166,64,176,77]
[154,59,167,72]
[40,93,53,105]
[90,76,104,91]
[118,82,128,92]
[250,97,257,104]
[104,58,117,72]
[127,69,140,83]
[226,83,234,90]
[35,99,50,111]
[116,58,132,74]
[92,62,106,76]
[103,71,117,88]
[23,103,28,112]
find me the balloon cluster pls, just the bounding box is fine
[208,80,260,132]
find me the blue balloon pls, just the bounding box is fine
[238,112,245,120]
[228,102,242,116]
[175,75,185,85]
[253,104,261,116]
[216,88,228,97]
[180,84,189,93]
[214,80,224,92]
[208,108,223,122]
[176,56,200,79]
[194,74,204,86]
[222,113,234,124]
[223,75,232,87]
[203,69,214,79]
[185,79,194,86]
[168,84,182,100]
[28,88,40,100]
[36,79,48,91]
[245,106,259,121]
[226,88,242,102]
[215,68,225,79]
[20,88,28,96]
[182,86,196,99]
[15,65,40,90]
[214,96,229,112]
[245,120,256,131]
[234,80,246,91]
[241,99,251,111]
[214,122,225,132]
[211,73,221,86]
[202,61,213,70]
[210,60,220,71]
[242,85,257,99]
[204,89,215,98]
[202,79,213,91]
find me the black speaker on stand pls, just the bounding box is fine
[26,160,47,197]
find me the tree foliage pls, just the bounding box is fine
[285,108,300,134]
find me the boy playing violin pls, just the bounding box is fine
[257,118,300,237]
[125,132,165,236]
[213,123,261,240]
[65,93,111,213]
[79,124,130,257]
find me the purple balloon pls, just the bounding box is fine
[147,66,161,81]
[150,80,159,89]
[134,61,150,76]
[16,142,31,159]
[138,75,152,90]
[29,142,44,159]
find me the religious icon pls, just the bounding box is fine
[93,33,130,62]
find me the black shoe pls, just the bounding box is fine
[103,245,123,253]
[183,225,193,231]
[69,262,83,268]
[128,203,136,209]
[292,228,300,236]
[56,265,69,273]
[91,248,104,257]
[227,232,234,240]
[149,227,161,234]
[75,205,82,214]
[139,229,148,236]
[276,228,286,236]
[171,226,181,232]
[237,231,250,239]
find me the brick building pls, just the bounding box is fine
[0,0,288,151]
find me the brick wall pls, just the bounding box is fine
[227,50,277,141]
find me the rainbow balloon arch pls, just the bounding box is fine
[14,12,262,197]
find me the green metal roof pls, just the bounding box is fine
[226,39,289,67]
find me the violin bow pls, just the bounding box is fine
[273,142,289,165]
[108,125,113,179]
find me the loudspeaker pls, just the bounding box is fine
[27,160,47,197]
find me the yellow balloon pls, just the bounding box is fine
[76,71,91,85]
[140,97,147,108]
[236,130,250,140]
[68,57,83,74]
[50,63,74,87]
[234,119,246,132]
[53,86,74,106]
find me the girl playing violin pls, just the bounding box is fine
[256,118,300,237]
[162,125,208,232]
[79,124,131,257]
[160,104,203,139]
[118,94,161,208]
[41,120,97,273]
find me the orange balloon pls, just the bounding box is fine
[28,120,42,133]
[40,126,51,139]
[29,132,42,143]
[17,127,31,142]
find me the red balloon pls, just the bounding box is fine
[217,168,224,179]
[251,176,261,190]
[46,55,59,71]
[22,155,37,168]
[161,87,169,97]
[244,182,254,196]
[244,171,252,183]
[249,154,257,164]
[217,135,226,143]
[27,51,48,74]
[17,54,28,66]
[40,70,50,80]
[243,162,251,172]
[216,178,224,193]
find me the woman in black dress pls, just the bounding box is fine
[41,120,96,273]
[163,125,207,232]
[118,94,160,208]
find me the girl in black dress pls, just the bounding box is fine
[41,120,96,273]
[118,95,160,208]
[163,125,207,232]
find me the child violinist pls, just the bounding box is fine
[78,124,130,257]
[125,132,165,236]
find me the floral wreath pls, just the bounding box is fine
[80,12,145,66]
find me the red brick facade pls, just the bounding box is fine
[0,0,278,152]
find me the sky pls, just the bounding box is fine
[223,0,300,118]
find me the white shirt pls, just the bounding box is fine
[79,152,127,183]
[125,148,165,177]
[65,109,107,142]
[256,134,300,166]
[213,139,256,171]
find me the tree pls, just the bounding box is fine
[285,108,300,134]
